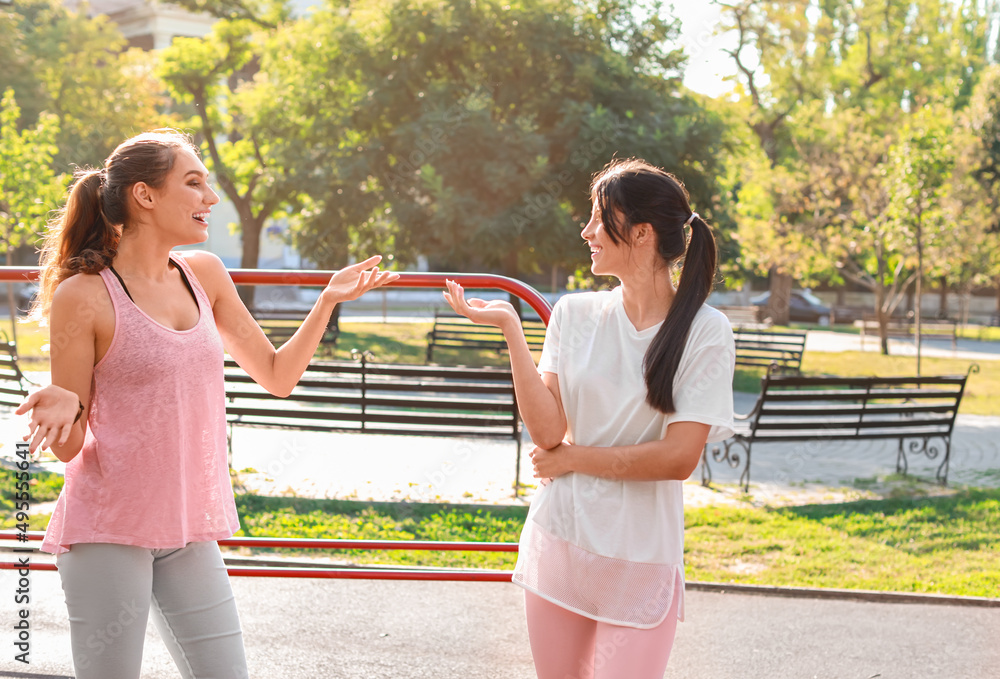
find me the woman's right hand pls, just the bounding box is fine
[443,280,520,331]
[320,255,399,305]
[15,385,82,454]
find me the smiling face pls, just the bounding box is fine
[132,147,220,245]
[581,197,632,277]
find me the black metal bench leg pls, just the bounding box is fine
[896,438,909,476]
[700,444,712,487]
[936,438,951,486]
[740,446,751,493]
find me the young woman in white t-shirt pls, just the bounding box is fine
[443,158,735,678]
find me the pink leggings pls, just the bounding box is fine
[523,590,679,679]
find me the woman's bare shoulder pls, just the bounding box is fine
[52,271,106,301]
[175,249,225,273]
[50,272,113,326]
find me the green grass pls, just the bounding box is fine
[684,488,1000,597]
[229,495,525,569]
[734,351,999,415]
[317,321,537,366]
[0,320,50,369]
[960,325,1000,342]
[0,468,65,531]
[231,490,1000,597]
[4,470,997,598]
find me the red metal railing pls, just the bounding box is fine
[0,532,516,581]
[0,268,552,325]
[0,266,548,581]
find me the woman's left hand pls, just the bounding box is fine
[321,255,400,305]
[16,385,81,454]
[530,441,574,480]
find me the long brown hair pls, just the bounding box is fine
[31,130,199,320]
[591,158,718,414]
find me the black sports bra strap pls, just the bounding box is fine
[173,260,198,304]
[108,265,134,302]
[108,259,197,306]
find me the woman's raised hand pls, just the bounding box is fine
[15,385,81,454]
[321,255,399,304]
[443,280,519,330]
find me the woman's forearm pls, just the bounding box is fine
[533,422,711,481]
[266,297,338,397]
[502,323,567,449]
[50,421,86,463]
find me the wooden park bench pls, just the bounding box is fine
[856,314,958,350]
[426,310,546,362]
[250,307,339,349]
[0,332,31,412]
[224,352,528,494]
[700,365,978,492]
[733,329,807,374]
[715,305,768,329]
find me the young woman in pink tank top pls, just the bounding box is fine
[16,130,398,679]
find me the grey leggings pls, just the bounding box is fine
[56,541,248,679]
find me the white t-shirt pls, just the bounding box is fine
[511,287,735,628]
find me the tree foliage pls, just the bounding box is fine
[159,16,300,287]
[0,0,170,170]
[0,88,68,338]
[261,0,730,283]
[718,0,997,329]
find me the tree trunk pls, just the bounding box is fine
[915,225,923,377]
[937,275,948,320]
[237,211,264,309]
[875,283,889,355]
[766,268,792,326]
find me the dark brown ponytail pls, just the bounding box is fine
[31,130,199,320]
[591,159,719,414]
[643,214,717,413]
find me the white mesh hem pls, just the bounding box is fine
[512,519,685,628]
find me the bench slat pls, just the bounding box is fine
[228,408,515,428]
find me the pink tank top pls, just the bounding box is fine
[41,254,240,554]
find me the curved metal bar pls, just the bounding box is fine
[0,267,553,325]
[897,435,952,485]
[701,437,752,492]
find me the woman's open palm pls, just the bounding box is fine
[443,280,519,330]
[323,255,399,304]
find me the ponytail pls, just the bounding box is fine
[31,169,120,321]
[643,215,717,413]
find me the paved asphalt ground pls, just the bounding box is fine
[2,571,998,679]
[0,327,998,678]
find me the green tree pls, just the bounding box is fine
[885,106,955,372]
[0,89,68,342]
[718,0,994,325]
[962,63,1000,317]
[265,0,729,293]
[159,17,300,305]
[0,0,170,171]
